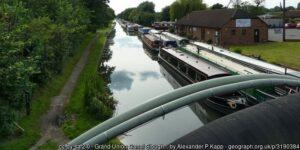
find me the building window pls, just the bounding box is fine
[241,29,246,35]
[193,27,197,32]
[230,29,236,35]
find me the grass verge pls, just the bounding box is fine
[230,42,300,70]
[62,26,113,138]
[0,33,94,150]
[37,140,58,150]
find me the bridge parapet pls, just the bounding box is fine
[68,74,300,146]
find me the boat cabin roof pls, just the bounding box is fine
[149,29,161,35]
[144,34,161,42]
[161,48,229,77]
[162,32,189,42]
[158,35,177,42]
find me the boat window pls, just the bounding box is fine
[180,39,189,45]
[188,68,196,80]
[196,74,202,82]
[179,62,187,73]
[196,73,206,81]
[154,41,161,45]
[170,57,178,67]
[165,41,177,47]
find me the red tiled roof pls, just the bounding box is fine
[176,9,255,28]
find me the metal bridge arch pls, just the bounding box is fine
[68,74,300,146]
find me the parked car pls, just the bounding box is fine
[297,23,300,29]
[285,23,297,28]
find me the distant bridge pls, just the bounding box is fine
[67,74,300,146]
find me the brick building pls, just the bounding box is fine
[176,9,268,46]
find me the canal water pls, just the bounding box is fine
[106,23,219,146]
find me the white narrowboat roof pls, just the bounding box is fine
[162,32,189,41]
[183,44,260,75]
[149,29,162,35]
[157,35,176,42]
[144,34,160,42]
[193,41,300,78]
[162,48,229,77]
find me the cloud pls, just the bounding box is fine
[110,70,135,91]
[140,71,161,81]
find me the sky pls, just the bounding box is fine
[109,0,299,14]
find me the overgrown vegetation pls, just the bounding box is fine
[62,27,116,139]
[0,0,114,140]
[231,42,300,70]
[0,33,94,150]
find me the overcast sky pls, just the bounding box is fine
[109,0,299,14]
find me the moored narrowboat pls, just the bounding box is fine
[159,47,253,114]
[162,32,189,47]
[138,27,151,35]
[141,34,162,51]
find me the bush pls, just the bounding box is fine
[207,39,213,44]
[0,107,17,137]
[169,28,175,33]
[84,76,116,120]
[233,48,243,54]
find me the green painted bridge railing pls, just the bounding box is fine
[68,74,300,146]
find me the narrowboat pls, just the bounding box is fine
[149,29,162,36]
[159,47,252,114]
[162,32,189,47]
[141,34,162,52]
[152,21,175,30]
[155,35,178,48]
[138,27,151,35]
[159,60,222,123]
[126,25,135,32]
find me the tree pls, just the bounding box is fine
[232,0,242,9]
[211,3,224,9]
[253,0,265,7]
[170,0,207,21]
[298,3,300,9]
[269,6,282,12]
[161,6,171,21]
[137,1,155,13]
[0,0,115,137]
[286,6,295,11]
[118,2,157,26]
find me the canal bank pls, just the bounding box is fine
[61,25,119,144]
[105,22,222,146]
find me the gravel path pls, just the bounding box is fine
[30,34,99,150]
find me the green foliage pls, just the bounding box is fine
[62,27,117,140]
[170,0,206,21]
[85,0,115,31]
[37,140,58,150]
[240,5,268,16]
[136,1,155,13]
[231,42,300,70]
[84,75,116,120]
[211,3,224,9]
[233,48,243,54]
[118,2,156,26]
[161,6,171,21]
[0,0,114,138]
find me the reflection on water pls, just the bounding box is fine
[140,71,161,81]
[106,23,219,146]
[159,61,222,124]
[110,70,135,91]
